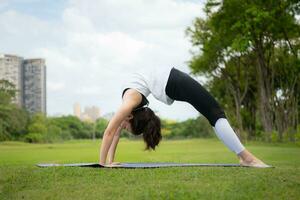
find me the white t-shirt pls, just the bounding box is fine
[122,66,174,105]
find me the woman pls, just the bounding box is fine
[99,67,270,168]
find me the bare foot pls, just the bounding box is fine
[239,158,271,168]
[238,149,272,168]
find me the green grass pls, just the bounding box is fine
[0,138,300,200]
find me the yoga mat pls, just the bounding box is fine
[37,162,243,168]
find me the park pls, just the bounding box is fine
[0,0,300,199]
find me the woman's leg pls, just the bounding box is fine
[214,118,270,167]
[166,68,270,167]
[213,118,245,154]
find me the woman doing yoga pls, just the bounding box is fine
[99,66,270,168]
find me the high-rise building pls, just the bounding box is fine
[23,59,46,113]
[73,102,81,118]
[0,54,47,114]
[0,54,24,106]
[73,103,101,122]
[84,106,100,122]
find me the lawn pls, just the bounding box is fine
[0,138,300,200]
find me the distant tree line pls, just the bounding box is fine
[161,118,214,139]
[185,0,300,142]
[0,79,108,142]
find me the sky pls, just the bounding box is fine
[0,0,206,121]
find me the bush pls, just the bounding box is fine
[95,118,109,138]
[161,128,172,137]
[61,130,73,140]
[295,124,300,146]
[0,105,29,141]
[28,122,47,135]
[271,130,279,143]
[162,116,214,139]
[45,125,62,143]
[24,133,44,143]
[238,130,248,143]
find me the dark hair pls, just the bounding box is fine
[129,107,161,150]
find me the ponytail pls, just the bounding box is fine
[129,107,162,150]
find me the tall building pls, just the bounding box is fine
[73,103,101,122]
[84,106,100,122]
[0,54,24,106]
[0,54,47,114]
[73,102,81,118]
[23,59,46,113]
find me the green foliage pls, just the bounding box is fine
[95,118,109,138]
[60,130,73,140]
[28,122,47,135]
[24,114,74,143]
[0,79,29,141]
[0,118,10,141]
[186,0,300,141]
[0,79,17,105]
[296,124,300,146]
[271,130,279,143]
[48,116,92,139]
[46,125,63,143]
[24,133,44,143]
[25,113,48,143]
[162,116,214,139]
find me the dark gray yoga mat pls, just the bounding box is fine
[37,162,243,168]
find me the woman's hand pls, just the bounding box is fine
[105,162,122,167]
[99,161,106,166]
[110,162,121,165]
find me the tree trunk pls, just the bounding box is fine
[255,41,274,140]
[221,60,246,140]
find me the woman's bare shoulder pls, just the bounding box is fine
[122,88,143,105]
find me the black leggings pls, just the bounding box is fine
[165,67,226,126]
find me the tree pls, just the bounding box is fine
[0,79,17,105]
[95,118,109,138]
[186,0,300,141]
[0,79,28,141]
[49,116,93,139]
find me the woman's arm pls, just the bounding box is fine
[99,106,131,165]
[107,126,122,164]
[99,89,142,165]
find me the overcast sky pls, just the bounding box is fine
[0,0,206,121]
